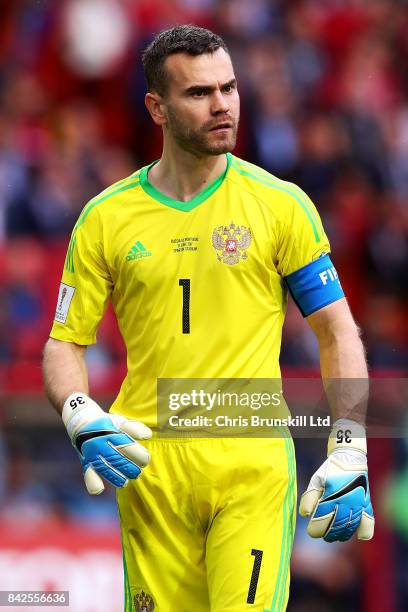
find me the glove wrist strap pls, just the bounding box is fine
[328,418,367,455]
[62,393,104,439]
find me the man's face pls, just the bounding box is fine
[161,48,240,156]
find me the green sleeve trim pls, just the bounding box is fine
[231,159,322,242]
[139,153,232,211]
[232,158,324,235]
[64,179,140,272]
[83,171,140,209]
[75,179,140,231]
[65,235,77,274]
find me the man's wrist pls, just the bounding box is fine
[62,392,103,439]
[328,418,367,455]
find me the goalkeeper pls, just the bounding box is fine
[42,24,374,612]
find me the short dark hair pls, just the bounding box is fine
[142,25,229,96]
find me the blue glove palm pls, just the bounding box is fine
[63,394,152,495]
[300,450,374,542]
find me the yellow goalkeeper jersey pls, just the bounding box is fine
[50,153,331,426]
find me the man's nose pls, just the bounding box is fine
[211,89,230,114]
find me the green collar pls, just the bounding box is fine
[139,153,232,212]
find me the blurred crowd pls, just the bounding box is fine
[0,1,407,611]
[0,0,406,372]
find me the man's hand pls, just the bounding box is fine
[299,419,374,542]
[62,393,152,495]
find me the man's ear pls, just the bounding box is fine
[145,92,167,127]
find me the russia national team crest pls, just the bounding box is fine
[212,223,252,265]
[134,590,154,611]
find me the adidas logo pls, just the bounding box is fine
[125,241,152,261]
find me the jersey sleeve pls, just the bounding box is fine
[276,186,344,316]
[276,187,330,276]
[50,207,112,345]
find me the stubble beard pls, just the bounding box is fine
[166,107,239,156]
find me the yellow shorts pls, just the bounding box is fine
[117,437,296,612]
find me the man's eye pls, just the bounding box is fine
[192,90,206,97]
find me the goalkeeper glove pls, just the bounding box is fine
[62,393,152,495]
[299,419,375,542]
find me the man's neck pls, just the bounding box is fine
[147,142,228,202]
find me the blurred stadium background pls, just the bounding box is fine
[0,0,407,610]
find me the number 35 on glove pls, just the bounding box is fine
[62,393,152,495]
[299,419,375,542]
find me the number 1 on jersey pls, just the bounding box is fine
[247,548,263,604]
[178,279,190,334]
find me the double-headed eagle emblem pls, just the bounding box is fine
[212,223,252,265]
[134,590,154,611]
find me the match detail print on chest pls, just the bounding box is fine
[121,219,254,271]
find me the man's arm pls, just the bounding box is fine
[307,297,367,378]
[42,337,151,495]
[43,338,89,415]
[299,296,374,541]
[307,297,368,424]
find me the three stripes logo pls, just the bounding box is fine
[125,241,152,262]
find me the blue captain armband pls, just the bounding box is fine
[284,254,345,317]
